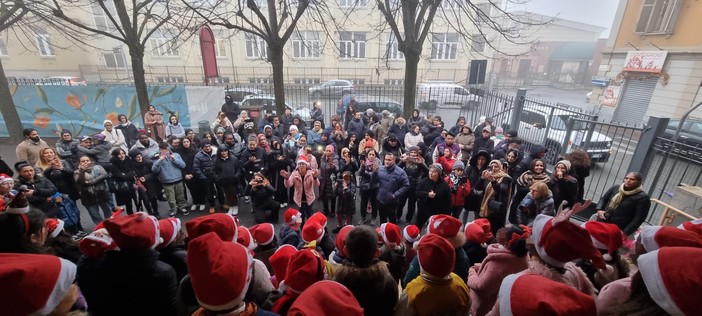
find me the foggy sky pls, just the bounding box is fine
[508,0,622,38]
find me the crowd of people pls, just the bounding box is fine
[1,96,699,315]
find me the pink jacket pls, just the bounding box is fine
[596,277,631,315]
[467,244,529,316]
[284,169,319,207]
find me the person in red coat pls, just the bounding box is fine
[445,160,471,220]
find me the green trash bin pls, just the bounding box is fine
[198,120,211,135]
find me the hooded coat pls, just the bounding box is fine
[467,244,530,316]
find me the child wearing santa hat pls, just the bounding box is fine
[250,223,278,275]
[467,225,530,316]
[287,280,364,316]
[395,233,471,316]
[328,225,354,268]
[0,189,49,254]
[578,220,632,291]
[280,208,303,248]
[0,173,15,212]
[44,218,82,264]
[271,248,327,315]
[378,222,408,284]
[156,218,188,282]
[334,225,398,316]
[461,218,493,266]
[402,225,421,277]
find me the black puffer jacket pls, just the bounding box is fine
[213,155,242,186]
[14,175,59,217]
[192,150,216,180]
[43,161,80,200]
[596,185,651,236]
[472,135,495,155]
[77,249,177,315]
[416,176,452,215]
[400,160,429,188]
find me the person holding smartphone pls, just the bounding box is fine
[245,173,280,224]
[397,147,428,224]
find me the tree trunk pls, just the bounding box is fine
[0,58,24,142]
[403,51,421,118]
[269,42,287,116]
[129,46,150,117]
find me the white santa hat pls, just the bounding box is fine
[637,247,702,316]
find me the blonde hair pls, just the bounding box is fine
[530,182,550,198]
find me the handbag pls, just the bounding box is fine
[488,199,504,214]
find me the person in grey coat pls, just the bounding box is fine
[371,152,410,224]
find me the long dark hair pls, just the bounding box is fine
[0,209,48,254]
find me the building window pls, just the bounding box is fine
[215,38,227,57]
[245,33,268,59]
[209,77,230,84]
[339,32,366,59]
[636,0,683,34]
[0,37,8,56]
[384,79,404,85]
[34,29,54,57]
[471,34,486,53]
[385,33,404,60]
[431,33,458,60]
[292,31,320,59]
[344,78,365,84]
[474,3,491,24]
[156,76,184,83]
[339,0,368,7]
[104,52,126,68]
[149,30,179,57]
[91,0,116,32]
[294,78,321,84]
[249,77,271,84]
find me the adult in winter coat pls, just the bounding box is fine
[380,134,404,163]
[455,126,474,164]
[551,160,579,209]
[240,136,267,183]
[519,144,548,172]
[213,145,242,215]
[15,128,50,166]
[130,133,160,159]
[397,147,428,224]
[192,141,217,213]
[504,148,523,180]
[565,149,591,202]
[130,151,159,217]
[109,148,137,215]
[36,148,78,200]
[165,115,186,139]
[358,149,380,224]
[177,137,198,211]
[432,132,462,162]
[467,226,530,316]
[221,95,240,122]
[153,143,188,217]
[472,126,495,155]
[371,152,411,224]
[511,159,552,226]
[445,161,472,218]
[116,114,140,149]
[465,150,491,223]
[388,117,409,148]
[404,124,424,150]
[73,156,111,224]
[407,109,425,128]
[56,130,79,169]
[479,160,513,235]
[13,161,59,218]
[448,116,467,136]
[101,120,128,152]
[245,173,280,224]
[596,172,651,236]
[318,145,339,217]
[346,112,366,144]
[310,101,324,123]
[144,105,166,141]
[338,147,359,184]
[77,135,112,167]
[415,164,452,229]
[281,156,320,220]
[517,182,555,227]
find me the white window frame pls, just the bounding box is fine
[385,33,404,60]
[245,33,268,59]
[91,0,117,32]
[292,31,320,59]
[0,37,8,56]
[474,3,491,25]
[215,37,227,58]
[471,34,486,53]
[339,0,368,7]
[431,33,458,60]
[103,52,127,68]
[339,31,366,60]
[34,29,54,57]
[636,0,683,35]
[149,30,179,57]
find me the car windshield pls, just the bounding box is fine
[551,115,590,130]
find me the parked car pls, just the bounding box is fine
[660,119,702,157]
[240,94,311,122]
[514,104,612,164]
[352,96,403,118]
[308,79,354,99]
[416,82,481,110]
[225,87,262,105]
[41,76,87,86]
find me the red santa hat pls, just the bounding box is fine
[335,225,354,257]
[270,245,298,282]
[46,218,65,239]
[0,173,14,185]
[417,233,456,278]
[639,225,702,252]
[403,225,421,244]
[157,218,181,249]
[79,228,118,257]
[464,219,493,246]
[308,212,328,228]
[284,248,325,294]
[0,253,77,315]
[103,212,160,251]
[288,280,364,316]
[185,213,238,242]
[678,219,702,236]
[379,222,402,246]
[285,208,303,226]
[532,214,606,270]
[5,185,29,214]
[93,208,124,231]
[187,232,253,313]
[296,155,310,166]
[582,221,625,261]
[236,226,256,251]
[302,221,325,244]
[637,247,702,316]
[428,214,462,239]
[497,273,597,316]
[249,223,276,246]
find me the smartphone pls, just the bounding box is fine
[257,179,263,183]
[408,157,417,162]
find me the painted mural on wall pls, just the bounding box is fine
[0,85,190,137]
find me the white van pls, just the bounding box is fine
[417,83,481,109]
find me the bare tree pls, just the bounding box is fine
[28,0,196,116]
[0,1,32,141]
[184,0,335,115]
[377,0,551,117]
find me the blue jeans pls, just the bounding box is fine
[85,202,112,225]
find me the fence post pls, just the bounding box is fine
[582,115,599,151]
[542,106,556,145]
[561,117,575,155]
[509,88,526,131]
[629,117,670,180]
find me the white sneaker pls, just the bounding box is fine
[190,204,198,212]
[198,204,206,212]
[229,206,239,216]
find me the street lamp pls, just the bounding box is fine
[113,46,131,84]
